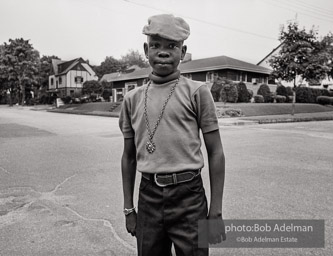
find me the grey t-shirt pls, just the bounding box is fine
[119,76,219,174]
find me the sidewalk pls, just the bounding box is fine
[218,111,333,126]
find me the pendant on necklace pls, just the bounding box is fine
[146,140,156,154]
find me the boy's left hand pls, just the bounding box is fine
[207,214,226,244]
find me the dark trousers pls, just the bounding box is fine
[136,174,209,256]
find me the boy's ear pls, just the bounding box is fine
[144,43,149,58]
[181,45,187,60]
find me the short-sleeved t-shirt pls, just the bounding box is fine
[119,76,219,174]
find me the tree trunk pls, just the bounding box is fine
[8,85,14,107]
[20,83,25,106]
[291,77,296,116]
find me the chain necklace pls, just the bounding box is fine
[144,78,179,154]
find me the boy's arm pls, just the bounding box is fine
[121,137,137,236]
[203,129,226,243]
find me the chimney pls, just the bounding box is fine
[182,53,192,63]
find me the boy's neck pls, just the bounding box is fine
[149,70,180,84]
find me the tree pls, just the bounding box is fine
[0,38,40,105]
[93,56,124,79]
[269,22,332,114]
[120,49,149,68]
[82,80,102,96]
[39,55,60,90]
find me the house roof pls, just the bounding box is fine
[180,55,272,74]
[101,55,272,82]
[51,57,96,77]
[51,59,65,75]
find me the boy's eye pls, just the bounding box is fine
[150,43,159,49]
[169,44,177,49]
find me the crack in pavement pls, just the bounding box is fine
[64,206,136,252]
[0,174,136,253]
[0,166,10,174]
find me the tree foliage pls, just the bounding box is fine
[0,38,40,105]
[120,49,149,68]
[269,22,332,86]
[93,56,124,79]
[82,80,102,96]
[39,55,60,90]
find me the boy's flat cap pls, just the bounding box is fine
[142,14,190,41]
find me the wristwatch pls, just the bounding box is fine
[123,207,136,216]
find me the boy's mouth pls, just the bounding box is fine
[155,62,172,66]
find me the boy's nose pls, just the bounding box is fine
[158,51,170,58]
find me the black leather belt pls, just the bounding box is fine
[142,169,201,187]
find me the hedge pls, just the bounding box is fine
[296,87,330,103]
[317,96,333,105]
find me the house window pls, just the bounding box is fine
[227,71,239,81]
[183,73,192,80]
[75,76,83,83]
[125,82,137,93]
[206,72,218,82]
[59,77,62,84]
[50,78,54,86]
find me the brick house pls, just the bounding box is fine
[101,55,273,101]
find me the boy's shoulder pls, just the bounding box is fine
[179,76,211,95]
[123,84,146,102]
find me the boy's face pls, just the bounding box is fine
[144,35,187,77]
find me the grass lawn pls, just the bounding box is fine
[57,101,333,117]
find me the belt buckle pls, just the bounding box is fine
[154,173,169,187]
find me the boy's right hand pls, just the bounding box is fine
[125,211,137,237]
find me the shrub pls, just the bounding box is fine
[317,96,333,105]
[270,92,276,103]
[257,84,272,103]
[236,82,250,102]
[62,96,72,104]
[295,87,329,103]
[296,87,313,103]
[102,90,111,101]
[276,95,286,103]
[276,84,287,96]
[221,83,238,103]
[286,86,294,96]
[210,80,223,102]
[90,94,97,102]
[210,77,236,102]
[319,89,330,97]
[276,85,289,102]
[254,95,264,103]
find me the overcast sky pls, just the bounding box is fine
[1,0,333,66]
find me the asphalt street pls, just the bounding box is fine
[0,106,332,256]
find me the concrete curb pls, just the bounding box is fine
[253,115,333,124]
[47,109,120,118]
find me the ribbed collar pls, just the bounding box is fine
[149,70,180,84]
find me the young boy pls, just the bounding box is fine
[119,14,226,256]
